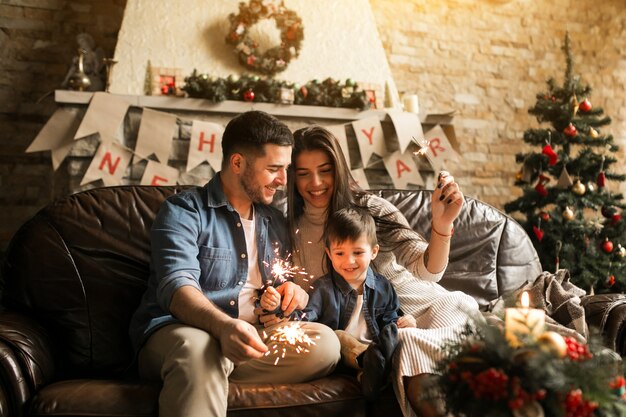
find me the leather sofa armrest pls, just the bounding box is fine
[0,311,56,408]
[581,294,626,355]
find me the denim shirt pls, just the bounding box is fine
[301,267,399,343]
[129,174,289,351]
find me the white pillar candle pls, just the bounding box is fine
[402,94,419,114]
[505,291,545,347]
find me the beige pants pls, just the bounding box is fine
[138,322,340,417]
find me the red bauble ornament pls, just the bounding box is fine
[542,144,558,165]
[535,183,548,197]
[539,211,550,221]
[533,226,544,242]
[607,275,616,287]
[597,171,606,188]
[579,98,592,112]
[612,213,622,226]
[602,238,614,254]
[564,123,577,137]
[243,89,255,102]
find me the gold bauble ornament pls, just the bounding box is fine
[589,127,599,138]
[617,244,626,258]
[572,180,586,195]
[562,206,575,221]
[537,331,568,357]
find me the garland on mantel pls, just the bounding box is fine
[182,71,373,110]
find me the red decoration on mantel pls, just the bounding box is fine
[243,89,255,102]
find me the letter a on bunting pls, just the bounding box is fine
[187,120,224,173]
[351,116,387,167]
[383,150,423,188]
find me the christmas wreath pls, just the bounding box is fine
[431,319,626,417]
[225,0,304,75]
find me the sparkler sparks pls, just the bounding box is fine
[263,247,308,286]
[412,136,431,156]
[263,322,318,365]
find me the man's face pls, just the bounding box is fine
[240,144,292,205]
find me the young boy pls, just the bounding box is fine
[261,207,414,398]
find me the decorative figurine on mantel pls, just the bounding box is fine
[61,33,105,91]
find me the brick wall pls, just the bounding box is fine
[1,0,625,254]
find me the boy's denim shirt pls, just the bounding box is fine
[301,267,399,343]
[129,174,289,351]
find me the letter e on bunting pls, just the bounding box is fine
[80,138,132,186]
[383,150,423,188]
[351,116,387,167]
[134,108,177,164]
[140,160,180,185]
[187,121,224,173]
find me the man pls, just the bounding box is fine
[129,111,340,417]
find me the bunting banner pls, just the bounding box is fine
[325,124,351,167]
[80,138,133,186]
[187,120,224,173]
[134,108,178,163]
[26,96,461,189]
[74,92,131,141]
[386,110,423,154]
[350,168,370,189]
[26,107,82,170]
[422,124,459,172]
[140,160,180,185]
[351,116,387,167]
[383,150,424,188]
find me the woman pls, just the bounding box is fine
[287,126,480,417]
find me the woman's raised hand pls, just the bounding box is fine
[431,171,464,235]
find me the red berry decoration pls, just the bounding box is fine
[579,98,592,112]
[602,238,614,254]
[564,123,577,137]
[607,275,615,287]
[242,89,255,102]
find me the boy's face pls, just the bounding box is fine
[326,235,379,290]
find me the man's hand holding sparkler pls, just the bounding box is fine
[260,286,281,311]
[218,318,268,365]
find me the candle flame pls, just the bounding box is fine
[521,291,529,308]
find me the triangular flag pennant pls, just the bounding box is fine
[386,110,423,154]
[134,108,177,163]
[422,125,458,172]
[350,168,370,190]
[557,166,573,189]
[140,160,180,185]
[351,116,387,167]
[325,124,351,167]
[383,150,424,188]
[80,138,132,186]
[26,107,82,170]
[187,120,224,172]
[74,92,131,141]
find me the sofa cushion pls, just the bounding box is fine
[29,375,373,417]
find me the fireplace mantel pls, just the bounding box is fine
[54,90,455,125]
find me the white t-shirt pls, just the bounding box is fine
[237,211,263,324]
[343,293,373,344]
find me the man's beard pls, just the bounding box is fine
[241,166,270,204]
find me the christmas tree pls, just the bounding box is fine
[504,33,626,293]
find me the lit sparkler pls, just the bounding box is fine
[263,246,308,286]
[412,136,431,156]
[263,322,318,365]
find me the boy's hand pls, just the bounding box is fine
[397,314,416,328]
[260,286,281,311]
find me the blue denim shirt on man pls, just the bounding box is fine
[301,267,399,343]
[129,173,289,352]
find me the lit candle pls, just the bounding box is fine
[505,291,546,347]
[402,94,419,114]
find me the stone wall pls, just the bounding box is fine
[1,0,625,254]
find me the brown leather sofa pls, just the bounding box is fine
[0,186,621,417]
